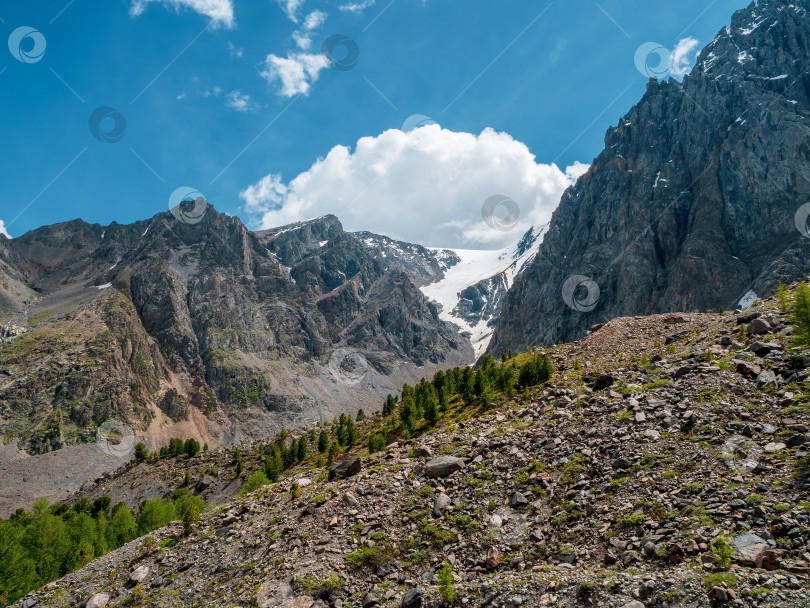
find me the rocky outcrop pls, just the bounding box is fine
[490,0,810,355]
[0,207,472,513]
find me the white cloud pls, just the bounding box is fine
[226,90,255,112]
[670,37,699,78]
[228,41,243,58]
[129,0,234,28]
[241,125,588,249]
[176,92,187,100]
[291,10,327,50]
[278,0,306,23]
[0,220,10,238]
[202,85,223,97]
[303,10,327,30]
[260,52,329,97]
[339,0,376,13]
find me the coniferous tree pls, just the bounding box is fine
[297,436,307,460]
[792,282,810,346]
[317,430,329,453]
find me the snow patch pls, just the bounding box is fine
[420,226,547,357]
[95,283,113,290]
[738,290,758,309]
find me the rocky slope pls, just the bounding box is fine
[490,0,810,356]
[0,206,471,514]
[12,284,810,608]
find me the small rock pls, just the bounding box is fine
[412,446,433,458]
[732,533,768,566]
[401,587,423,608]
[433,493,451,517]
[87,595,110,608]
[764,442,786,453]
[485,546,501,570]
[593,375,614,391]
[756,370,777,387]
[510,491,528,507]
[129,565,149,584]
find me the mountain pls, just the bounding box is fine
[9,286,810,607]
[490,0,810,355]
[420,226,545,357]
[0,206,475,512]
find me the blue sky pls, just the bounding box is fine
[0,0,750,248]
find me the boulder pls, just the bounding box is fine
[329,457,362,480]
[747,318,771,336]
[425,456,465,478]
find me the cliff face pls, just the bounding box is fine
[0,207,471,466]
[489,0,810,355]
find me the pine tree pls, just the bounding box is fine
[356,409,365,421]
[345,418,357,446]
[399,396,414,433]
[317,430,329,453]
[297,436,307,460]
[439,386,450,413]
[424,391,438,426]
[792,282,810,346]
[134,442,148,461]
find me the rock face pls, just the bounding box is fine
[0,208,471,514]
[489,0,810,355]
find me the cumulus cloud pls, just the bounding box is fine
[260,52,328,97]
[670,37,700,78]
[241,125,588,249]
[130,0,234,28]
[0,220,10,239]
[226,90,255,112]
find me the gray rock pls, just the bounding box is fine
[756,370,777,387]
[747,318,771,336]
[412,446,433,458]
[425,456,465,478]
[401,587,423,608]
[433,492,451,517]
[510,491,528,507]
[732,533,768,565]
[329,457,362,480]
[87,594,111,608]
